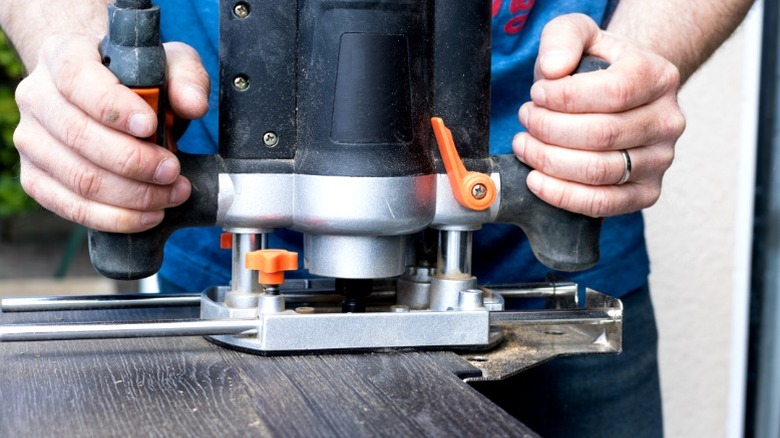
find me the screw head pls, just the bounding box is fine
[233,75,249,91]
[263,132,279,147]
[233,2,250,18]
[471,183,487,200]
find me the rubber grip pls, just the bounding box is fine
[493,155,601,271]
[88,154,222,280]
[491,56,608,271]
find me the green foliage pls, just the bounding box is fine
[0,31,35,217]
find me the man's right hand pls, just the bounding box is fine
[12,33,210,233]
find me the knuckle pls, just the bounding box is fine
[540,180,570,211]
[166,41,194,57]
[174,43,202,64]
[665,110,686,139]
[657,144,675,169]
[532,111,554,144]
[65,197,90,226]
[61,115,91,151]
[12,123,33,152]
[114,141,147,178]
[526,140,561,176]
[641,185,663,209]
[167,43,207,80]
[587,190,616,218]
[587,120,619,149]
[661,62,682,91]
[547,13,592,39]
[584,155,612,185]
[542,184,562,208]
[137,185,163,210]
[18,167,39,199]
[14,77,36,111]
[70,166,103,199]
[559,85,579,113]
[111,213,133,233]
[527,143,554,173]
[604,77,633,109]
[55,58,84,100]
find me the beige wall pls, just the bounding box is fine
[644,5,761,437]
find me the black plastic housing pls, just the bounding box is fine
[219,0,492,176]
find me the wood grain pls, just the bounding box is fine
[0,307,538,437]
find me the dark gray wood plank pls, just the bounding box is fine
[220,350,535,437]
[0,335,270,437]
[0,307,537,437]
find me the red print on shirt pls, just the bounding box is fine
[492,0,535,35]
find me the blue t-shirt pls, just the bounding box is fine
[157,0,649,298]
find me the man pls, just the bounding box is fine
[0,0,754,436]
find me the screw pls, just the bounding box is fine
[233,2,250,18]
[471,183,487,200]
[233,75,249,91]
[263,132,279,147]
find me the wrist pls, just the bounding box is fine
[0,0,111,70]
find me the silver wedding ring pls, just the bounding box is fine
[617,149,632,185]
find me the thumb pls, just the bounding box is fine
[535,13,602,80]
[164,42,210,120]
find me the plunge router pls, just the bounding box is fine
[0,0,621,381]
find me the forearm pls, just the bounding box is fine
[606,0,755,83]
[0,0,111,70]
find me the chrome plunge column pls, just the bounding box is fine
[429,230,479,311]
[224,231,267,308]
[438,229,472,278]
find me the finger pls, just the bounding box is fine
[518,98,686,151]
[513,133,674,186]
[164,42,210,119]
[531,50,680,114]
[14,118,191,211]
[525,170,662,217]
[41,34,159,138]
[19,158,165,233]
[19,75,182,185]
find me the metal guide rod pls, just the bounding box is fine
[1,291,398,313]
[488,310,619,324]
[0,293,202,312]
[0,319,258,342]
[487,283,577,298]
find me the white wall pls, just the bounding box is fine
[643,4,762,437]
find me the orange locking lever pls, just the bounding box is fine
[132,87,178,152]
[431,117,496,211]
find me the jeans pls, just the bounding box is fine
[472,284,663,437]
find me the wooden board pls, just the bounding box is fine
[0,306,538,437]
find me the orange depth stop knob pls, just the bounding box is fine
[245,249,299,285]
